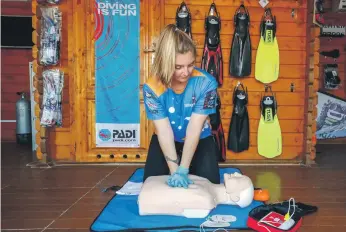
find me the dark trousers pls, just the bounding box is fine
[143,134,220,184]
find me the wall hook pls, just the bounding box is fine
[264,84,269,92]
[291,9,296,19]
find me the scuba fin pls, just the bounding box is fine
[255,8,280,84]
[257,86,282,158]
[175,1,192,38]
[227,82,249,153]
[201,3,223,86]
[209,94,226,162]
[202,3,225,160]
[229,4,251,77]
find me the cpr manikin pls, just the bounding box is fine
[138,172,254,218]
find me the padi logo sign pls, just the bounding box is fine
[113,129,137,142]
[96,124,140,147]
[97,2,137,16]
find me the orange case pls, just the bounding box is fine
[254,189,270,202]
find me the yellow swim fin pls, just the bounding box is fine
[257,87,282,158]
[255,8,279,84]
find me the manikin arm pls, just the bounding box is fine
[180,113,208,168]
[153,118,179,174]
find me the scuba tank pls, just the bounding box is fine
[16,92,32,144]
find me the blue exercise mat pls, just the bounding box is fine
[90,167,263,231]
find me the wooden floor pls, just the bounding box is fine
[1,142,346,232]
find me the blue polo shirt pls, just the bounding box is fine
[143,67,218,142]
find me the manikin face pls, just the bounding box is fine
[172,51,195,84]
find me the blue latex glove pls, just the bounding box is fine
[167,166,194,189]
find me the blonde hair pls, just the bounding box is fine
[151,24,197,86]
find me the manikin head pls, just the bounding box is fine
[224,172,254,208]
[151,24,197,87]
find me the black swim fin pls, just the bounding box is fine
[201,3,223,86]
[229,4,251,77]
[176,1,192,38]
[227,82,249,153]
[209,94,226,162]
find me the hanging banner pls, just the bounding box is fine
[316,91,346,140]
[94,0,140,147]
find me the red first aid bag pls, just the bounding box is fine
[247,203,302,232]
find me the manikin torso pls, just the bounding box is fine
[138,172,254,218]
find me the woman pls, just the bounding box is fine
[142,24,220,188]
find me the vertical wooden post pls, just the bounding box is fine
[304,0,320,165]
[32,0,51,164]
[40,127,49,163]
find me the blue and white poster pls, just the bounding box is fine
[94,0,140,147]
[316,91,346,140]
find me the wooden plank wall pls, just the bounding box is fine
[32,0,74,161]
[316,0,346,145]
[165,0,308,161]
[1,1,32,142]
[31,0,313,163]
